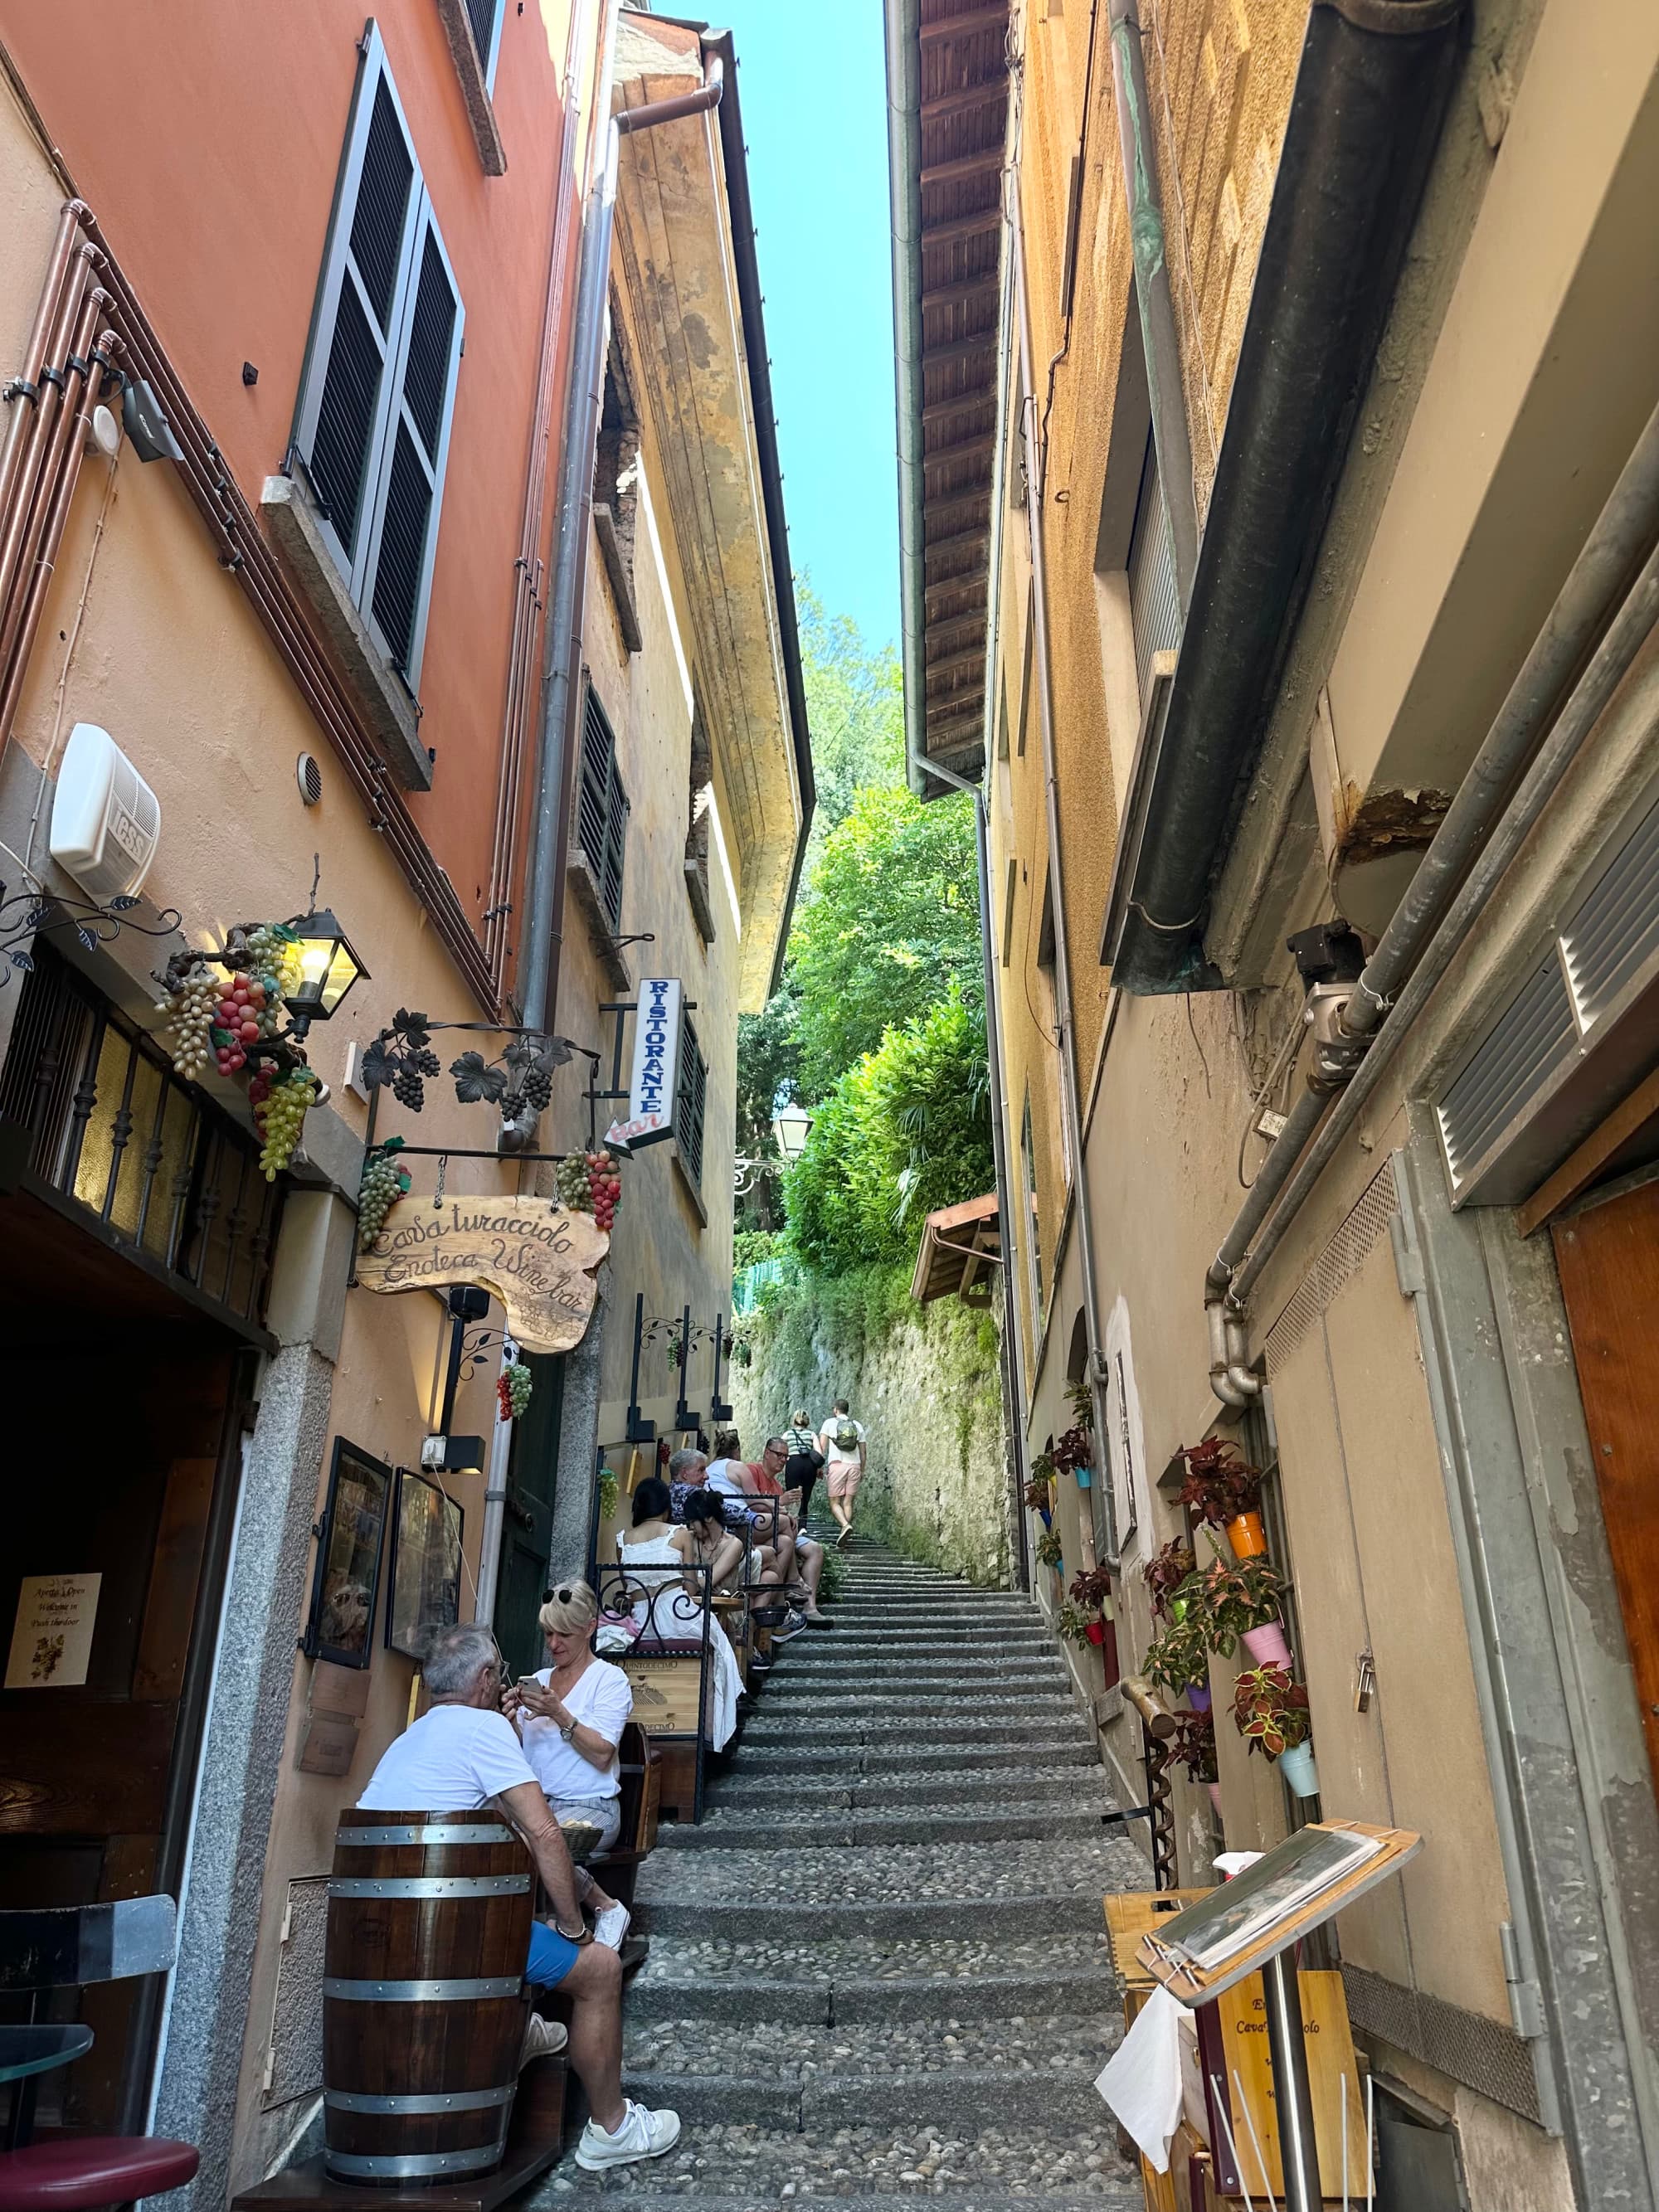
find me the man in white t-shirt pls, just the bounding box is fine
[818,1399,868,1548]
[356,1621,679,2173]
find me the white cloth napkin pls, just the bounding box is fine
[1094,1985,1187,2174]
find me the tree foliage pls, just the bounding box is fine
[785,986,993,1275]
[788,785,980,1099]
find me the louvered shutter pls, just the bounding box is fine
[577,686,628,931]
[674,1012,707,1184]
[464,0,503,82]
[297,41,420,576]
[362,214,463,683]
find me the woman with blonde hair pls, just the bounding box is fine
[507,1581,633,1856]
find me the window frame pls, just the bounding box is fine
[465,0,507,93]
[577,680,630,933]
[291,22,465,697]
[1019,1087,1044,1350]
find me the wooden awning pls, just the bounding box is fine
[910,1189,1002,1305]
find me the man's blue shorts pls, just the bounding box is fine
[527,1919,580,1987]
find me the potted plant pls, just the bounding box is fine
[1168,1707,1221,1814]
[1034,1526,1063,1572]
[1053,1424,1093,1490]
[1057,1599,1101,1648]
[1068,1564,1112,1646]
[1189,1552,1292,1667]
[1143,1539,1195,1622]
[1176,1437,1268,1560]
[1142,1610,1212,1705]
[1023,1468,1053,1528]
[1232,1664,1318,1797]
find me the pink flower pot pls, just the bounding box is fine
[1206,1782,1223,1814]
[1242,1620,1292,1668]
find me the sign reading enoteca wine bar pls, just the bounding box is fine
[606,976,683,1151]
[356,1199,608,1353]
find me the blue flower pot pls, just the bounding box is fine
[1278,1742,1320,1799]
[1038,1505,1052,1529]
[1076,1466,1092,1490]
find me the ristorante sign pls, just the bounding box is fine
[356,1198,608,1353]
[606,976,682,1152]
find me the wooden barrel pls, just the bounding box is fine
[322,1808,533,2185]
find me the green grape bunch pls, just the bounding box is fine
[498,1362,534,1422]
[155,965,221,1078]
[554,1153,593,1213]
[256,1067,319,1183]
[356,1149,411,1250]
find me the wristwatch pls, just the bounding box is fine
[559,1719,577,1743]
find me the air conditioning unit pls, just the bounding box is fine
[49,724,161,903]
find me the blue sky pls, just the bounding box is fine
[725,1,900,652]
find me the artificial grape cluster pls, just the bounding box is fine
[553,1153,592,1211]
[207,966,280,1077]
[356,1147,411,1250]
[497,1362,533,1422]
[393,1046,441,1111]
[255,1067,319,1182]
[155,967,221,1078]
[585,1149,621,1230]
[518,1066,553,1115]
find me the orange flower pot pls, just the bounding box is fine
[1226,1510,1267,1560]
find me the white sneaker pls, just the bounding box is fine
[573,2099,681,2171]
[771,1608,809,1643]
[593,1902,631,1949]
[519,2011,567,2068]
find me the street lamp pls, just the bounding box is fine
[284,907,367,1036]
[772,1101,814,1164]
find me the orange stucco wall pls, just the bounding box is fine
[0,0,587,965]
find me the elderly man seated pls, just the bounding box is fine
[356,1621,678,2174]
[708,1434,829,1628]
[668,1444,805,1644]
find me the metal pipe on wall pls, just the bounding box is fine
[1011,212,1117,1546]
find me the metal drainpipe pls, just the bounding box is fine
[513,32,726,1048]
[1106,0,1197,605]
[1203,391,1659,1396]
[1012,216,1117,1547]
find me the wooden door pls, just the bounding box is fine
[1553,1179,1659,1799]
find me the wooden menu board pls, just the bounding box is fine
[1199,1968,1365,2200]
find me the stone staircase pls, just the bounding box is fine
[531,1540,1147,2207]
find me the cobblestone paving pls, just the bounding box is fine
[528,1541,1143,2210]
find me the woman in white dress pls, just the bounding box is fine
[616,1477,745,1753]
[507,1581,634,1852]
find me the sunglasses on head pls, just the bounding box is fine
[542,1585,576,1607]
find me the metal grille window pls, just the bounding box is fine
[294,25,464,693]
[1126,430,1180,701]
[0,946,280,1332]
[577,683,629,931]
[1019,1089,1044,1346]
[674,1009,708,1184]
[464,0,504,85]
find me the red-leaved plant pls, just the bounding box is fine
[1232,1664,1311,1761]
[1143,1538,1196,1621]
[1176,1437,1263,1527]
[1168,1707,1219,1786]
[1068,1564,1112,1611]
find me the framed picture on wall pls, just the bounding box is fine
[302,1439,392,1668]
[386,1467,465,1660]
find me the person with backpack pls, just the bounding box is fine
[782,1407,825,1524]
[818,1398,867,1548]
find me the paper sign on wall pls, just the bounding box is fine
[607,978,682,1152]
[6,1573,101,1689]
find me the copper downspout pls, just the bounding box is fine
[484,0,591,992]
[0,295,113,742]
[0,241,96,654]
[0,201,85,562]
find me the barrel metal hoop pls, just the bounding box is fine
[333,1824,513,1847]
[326,1875,531,1900]
[324,2142,508,2180]
[323,1976,524,2002]
[324,2085,515,2115]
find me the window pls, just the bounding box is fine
[293,27,464,694]
[1019,1087,1044,1345]
[684,697,717,945]
[576,681,629,932]
[1126,429,1180,699]
[674,1007,708,1184]
[592,329,642,651]
[1000,857,1016,969]
[463,0,504,89]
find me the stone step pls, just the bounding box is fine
[727,1739,1098,1778]
[625,1931,1117,2024]
[658,1804,1116,1851]
[761,1666,1068,1697]
[634,1835,1145,1940]
[784,1629,1050,1649]
[746,1690,1078,1720]
[821,1605,1040,1622]
[619,2008,1124,2129]
[737,1715,1089,1753]
[709,1763,1108,1811]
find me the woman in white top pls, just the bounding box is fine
[618,1477,744,1752]
[507,1581,634,1854]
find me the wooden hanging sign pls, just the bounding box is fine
[356,1198,608,1353]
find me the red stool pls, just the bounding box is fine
[0,2137,199,2210]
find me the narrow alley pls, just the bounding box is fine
[535,1541,1145,2205]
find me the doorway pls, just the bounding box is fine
[1552,1173,1659,1803]
[495,1351,567,1675]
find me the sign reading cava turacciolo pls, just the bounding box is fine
[606,976,683,1152]
[356,1198,609,1354]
